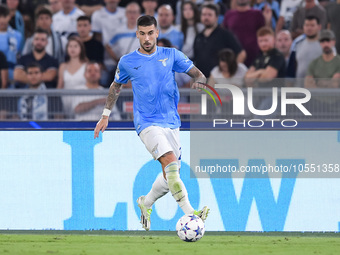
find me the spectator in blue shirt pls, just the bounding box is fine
[0,4,22,83]
[157,4,184,50]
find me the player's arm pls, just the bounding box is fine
[186,66,207,89]
[94,81,122,138]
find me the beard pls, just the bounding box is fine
[141,42,155,53]
[306,34,317,39]
[34,46,45,53]
[323,46,333,55]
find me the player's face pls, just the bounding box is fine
[33,33,48,53]
[85,63,101,84]
[275,31,292,55]
[77,20,91,38]
[36,14,52,31]
[257,34,275,53]
[136,25,159,54]
[27,67,43,87]
[303,19,320,39]
[201,7,218,28]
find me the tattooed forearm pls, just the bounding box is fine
[105,81,122,110]
[187,66,206,83]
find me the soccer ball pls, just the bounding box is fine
[176,214,205,242]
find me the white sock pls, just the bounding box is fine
[144,174,169,209]
[165,161,194,214]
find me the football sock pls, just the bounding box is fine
[144,174,169,209]
[165,161,194,214]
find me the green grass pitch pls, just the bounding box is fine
[0,231,339,255]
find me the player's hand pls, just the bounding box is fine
[192,81,206,92]
[94,116,109,139]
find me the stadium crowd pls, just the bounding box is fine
[0,0,340,120]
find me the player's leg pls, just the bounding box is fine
[137,126,171,230]
[158,151,195,214]
[163,128,210,221]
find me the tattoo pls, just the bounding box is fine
[187,66,206,84]
[105,81,122,110]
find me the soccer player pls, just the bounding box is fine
[94,15,209,231]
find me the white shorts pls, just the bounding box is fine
[139,126,182,166]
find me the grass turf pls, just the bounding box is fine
[0,231,339,255]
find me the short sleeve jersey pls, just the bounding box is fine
[114,46,194,134]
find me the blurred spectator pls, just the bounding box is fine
[0,51,8,88]
[142,0,158,18]
[290,0,327,39]
[76,15,104,64]
[194,3,245,77]
[209,48,248,88]
[305,29,340,87]
[175,0,205,25]
[57,37,87,116]
[245,27,286,85]
[57,36,87,89]
[72,61,121,120]
[76,0,104,16]
[222,0,265,67]
[48,0,62,14]
[275,30,292,69]
[275,0,303,33]
[106,2,140,63]
[23,8,66,64]
[157,38,191,88]
[0,4,22,83]
[14,28,58,89]
[91,0,125,82]
[157,4,184,50]
[252,0,280,30]
[177,1,204,59]
[18,63,49,120]
[52,0,85,37]
[325,0,340,54]
[6,0,24,50]
[288,15,322,79]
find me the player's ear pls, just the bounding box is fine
[155,29,159,39]
[136,30,139,39]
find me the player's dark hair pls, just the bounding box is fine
[201,3,220,17]
[305,15,320,25]
[77,15,91,23]
[34,27,49,37]
[0,4,9,17]
[218,49,237,77]
[35,7,52,19]
[137,15,157,28]
[26,62,43,73]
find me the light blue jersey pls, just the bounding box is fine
[114,46,193,134]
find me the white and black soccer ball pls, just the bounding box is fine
[176,214,205,242]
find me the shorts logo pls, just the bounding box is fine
[158,58,168,67]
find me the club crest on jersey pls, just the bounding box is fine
[158,58,168,67]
